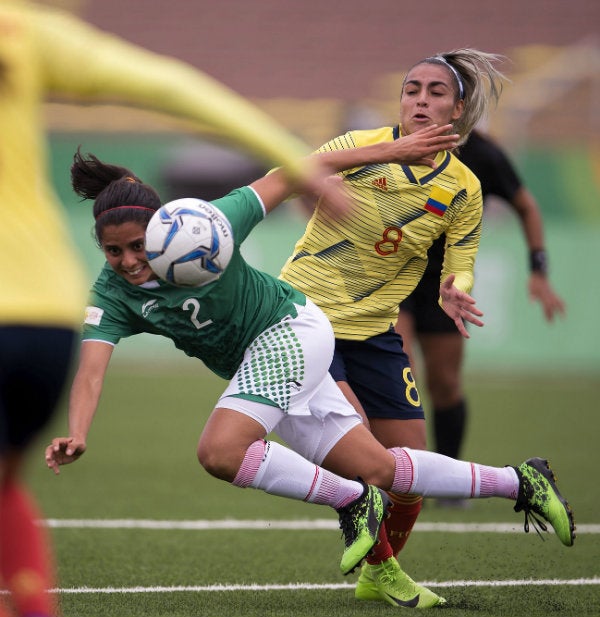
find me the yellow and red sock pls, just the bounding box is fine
[365,521,394,565]
[0,594,11,617]
[385,492,423,555]
[0,481,58,617]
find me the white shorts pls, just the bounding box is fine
[218,299,362,464]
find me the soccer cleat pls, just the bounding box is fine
[513,457,576,547]
[336,480,389,575]
[355,557,447,608]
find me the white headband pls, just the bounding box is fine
[432,55,465,100]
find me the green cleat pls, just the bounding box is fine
[513,457,576,547]
[355,557,447,608]
[336,481,389,575]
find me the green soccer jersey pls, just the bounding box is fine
[83,187,306,379]
[280,126,483,340]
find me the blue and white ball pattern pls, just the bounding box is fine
[145,198,234,287]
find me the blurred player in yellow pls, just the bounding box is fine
[0,2,343,615]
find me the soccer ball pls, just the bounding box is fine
[145,198,234,287]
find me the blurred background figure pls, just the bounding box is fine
[396,128,566,507]
[0,1,343,614]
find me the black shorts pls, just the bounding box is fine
[329,328,424,420]
[0,326,76,453]
[400,272,459,334]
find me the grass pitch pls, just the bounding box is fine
[26,366,600,617]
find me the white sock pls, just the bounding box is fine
[233,440,363,509]
[390,447,519,499]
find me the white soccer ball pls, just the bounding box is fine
[145,198,234,287]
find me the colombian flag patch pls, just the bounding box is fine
[424,186,454,217]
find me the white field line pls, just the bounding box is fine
[50,578,600,594]
[24,520,599,595]
[42,519,600,534]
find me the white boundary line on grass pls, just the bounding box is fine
[43,519,600,534]
[33,519,598,596]
[52,578,600,594]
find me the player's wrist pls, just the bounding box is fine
[529,249,548,275]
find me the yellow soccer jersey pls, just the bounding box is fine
[280,126,483,340]
[0,2,87,328]
[1,0,317,328]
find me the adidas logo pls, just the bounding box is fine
[372,177,388,191]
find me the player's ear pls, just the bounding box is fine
[452,98,464,121]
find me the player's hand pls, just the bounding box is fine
[439,274,484,338]
[386,124,460,168]
[45,437,86,475]
[298,163,356,220]
[528,273,566,322]
[312,174,355,219]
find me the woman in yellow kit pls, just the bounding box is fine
[0,2,341,615]
[280,48,506,608]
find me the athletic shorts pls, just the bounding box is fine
[0,326,77,453]
[399,272,458,334]
[218,298,363,464]
[329,328,425,421]
[220,383,362,465]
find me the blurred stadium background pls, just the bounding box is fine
[42,0,599,374]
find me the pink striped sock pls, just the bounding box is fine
[232,439,266,488]
[232,439,363,507]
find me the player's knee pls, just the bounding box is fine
[428,374,462,404]
[356,455,395,490]
[196,441,234,481]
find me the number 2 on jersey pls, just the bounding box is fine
[182,298,213,330]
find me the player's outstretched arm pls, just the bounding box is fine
[509,187,566,322]
[45,341,114,474]
[35,5,312,180]
[317,124,459,171]
[251,124,459,215]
